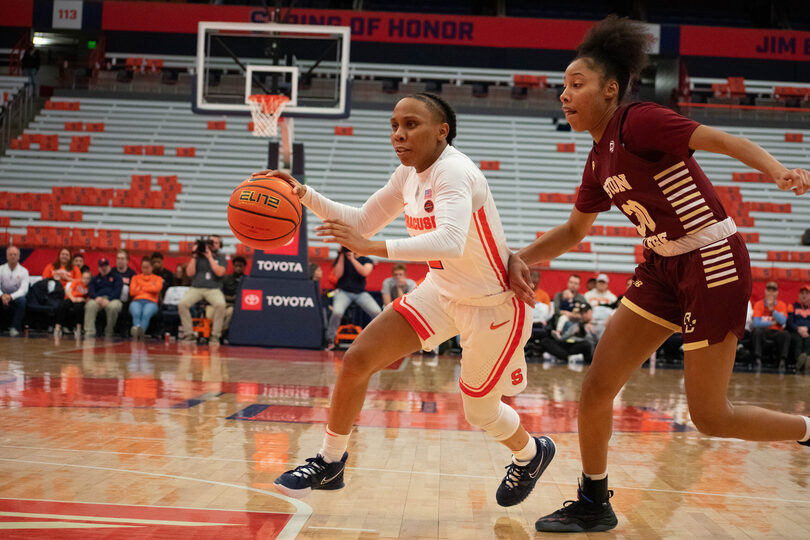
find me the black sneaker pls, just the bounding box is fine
[273,452,348,499]
[496,436,556,507]
[535,484,618,532]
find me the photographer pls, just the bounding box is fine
[177,234,227,345]
[325,246,381,349]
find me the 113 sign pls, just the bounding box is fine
[53,0,83,29]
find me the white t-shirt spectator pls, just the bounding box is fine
[0,262,30,300]
[584,288,617,326]
[381,276,417,303]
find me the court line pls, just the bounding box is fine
[0,457,312,539]
[1,444,808,506]
[307,526,378,532]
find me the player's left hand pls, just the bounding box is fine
[507,253,535,307]
[316,219,371,254]
[776,168,810,196]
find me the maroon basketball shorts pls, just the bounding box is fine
[622,233,752,351]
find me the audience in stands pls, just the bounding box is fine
[540,303,596,364]
[325,247,381,350]
[174,262,191,286]
[150,251,175,300]
[112,249,136,302]
[129,257,163,340]
[208,255,245,338]
[751,281,792,371]
[552,274,589,332]
[380,263,417,306]
[178,234,227,345]
[54,268,91,339]
[531,268,554,330]
[71,253,88,274]
[84,258,123,339]
[584,273,617,339]
[585,276,597,292]
[788,285,810,373]
[0,246,30,337]
[42,247,80,289]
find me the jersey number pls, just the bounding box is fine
[511,368,524,385]
[620,199,656,236]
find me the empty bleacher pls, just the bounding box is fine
[1,96,808,277]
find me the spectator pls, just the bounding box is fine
[380,263,417,306]
[309,262,323,282]
[540,304,596,364]
[586,277,597,291]
[584,273,618,339]
[112,249,136,302]
[150,251,175,300]
[552,274,589,332]
[174,262,191,287]
[178,234,227,345]
[788,284,810,373]
[84,258,123,339]
[325,247,381,349]
[54,268,91,339]
[42,247,80,289]
[21,46,41,96]
[530,268,554,328]
[207,255,246,336]
[0,246,30,337]
[129,257,163,340]
[751,281,791,370]
[71,253,87,274]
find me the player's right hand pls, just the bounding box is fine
[252,169,307,199]
[507,253,535,307]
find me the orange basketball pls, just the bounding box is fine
[227,175,302,250]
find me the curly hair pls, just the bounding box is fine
[406,93,457,145]
[576,15,649,101]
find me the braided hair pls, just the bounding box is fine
[406,92,457,145]
[575,15,649,102]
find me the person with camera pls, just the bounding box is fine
[178,234,227,345]
[326,246,381,349]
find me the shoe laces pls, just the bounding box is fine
[291,456,327,479]
[502,461,528,489]
[557,488,614,513]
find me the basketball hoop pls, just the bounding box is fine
[247,94,290,137]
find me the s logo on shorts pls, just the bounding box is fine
[511,368,524,385]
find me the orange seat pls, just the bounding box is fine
[192,317,212,338]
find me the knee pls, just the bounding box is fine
[340,347,377,379]
[580,373,620,406]
[689,406,732,437]
[464,400,500,429]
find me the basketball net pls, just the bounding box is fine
[247,94,293,169]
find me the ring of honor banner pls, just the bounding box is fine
[229,144,324,348]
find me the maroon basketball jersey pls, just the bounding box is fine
[575,102,728,250]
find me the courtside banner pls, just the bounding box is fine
[248,210,310,280]
[681,26,810,61]
[101,1,597,49]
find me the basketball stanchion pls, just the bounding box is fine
[247,94,294,170]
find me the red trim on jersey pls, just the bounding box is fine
[473,207,508,290]
[392,297,434,340]
[427,260,444,269]
[459,298,526,397]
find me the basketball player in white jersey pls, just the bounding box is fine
[263,94,555,506]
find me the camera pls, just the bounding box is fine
[194,237,214,257]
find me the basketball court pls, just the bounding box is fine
[1,338,809,538]
[2,12,810,540]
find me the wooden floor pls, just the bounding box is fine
[0,336,808,539]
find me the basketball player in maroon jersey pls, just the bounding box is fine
[507,16,810,533]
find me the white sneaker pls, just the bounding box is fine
[9,328,20,337]
[568,353,585,364]
[542,352,555,362]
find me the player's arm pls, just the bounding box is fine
[508,209,598,305]
[689,125,810,195]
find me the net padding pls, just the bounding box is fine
[247,94,290,137]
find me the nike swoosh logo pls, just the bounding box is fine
[320,469,342,485]
[490,320,510,330]
[528,451,545,478]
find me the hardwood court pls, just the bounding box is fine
[0,336,808,538]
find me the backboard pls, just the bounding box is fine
[194,22,351,118]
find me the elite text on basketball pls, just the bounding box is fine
[239,190,280,209]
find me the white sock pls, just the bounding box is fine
[319,426,350,463]
[513,436,537,464]
[583,471,608,481]
[800,416,810,443]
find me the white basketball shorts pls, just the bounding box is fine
[392,273,532,398]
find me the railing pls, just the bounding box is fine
[0,81,35,156]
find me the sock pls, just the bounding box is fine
[583,471,607,481]
[319,426,350,463]
[800,416,810,443]
[512,436,538,464]
[580,472,609,503]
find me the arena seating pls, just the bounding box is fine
[1,97,808,277]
